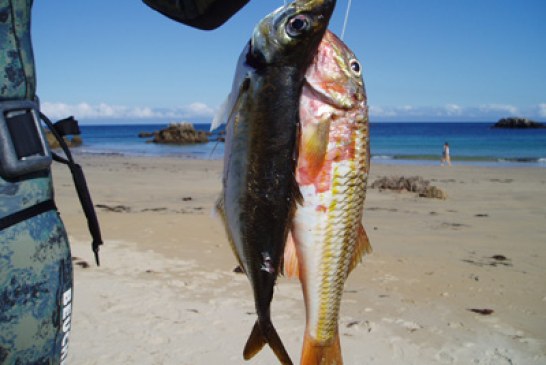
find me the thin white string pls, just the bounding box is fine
[340,0,352,40]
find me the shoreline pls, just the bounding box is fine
[71,149,546,168]
[371,157,546,168]
[50,154,546,364]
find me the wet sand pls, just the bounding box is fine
[51,155,546,364]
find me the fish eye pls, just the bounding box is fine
[350,59,362,76]
[286,15,310,37]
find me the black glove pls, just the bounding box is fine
[143,0,251,30]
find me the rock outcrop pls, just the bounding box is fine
[146,123,210,144]
[45,131,82,149]
[492,117,544,129]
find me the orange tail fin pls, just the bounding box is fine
[300,330,342,365]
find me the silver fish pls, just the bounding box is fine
[215,1,337,364]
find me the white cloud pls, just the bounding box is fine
[444,104,463,116]
[369,105,430,119]
[41,101,217,120]
[369,103,546,121]
[40,101,546,123]
[478,104,519,115]
[538,103,546,118]
[185,102,216,117]
[368,105,398,117]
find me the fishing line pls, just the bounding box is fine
[340,0,352,40]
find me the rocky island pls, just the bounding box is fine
[142,123,210,144]
[492,117,545,129]
[45,131,82,149]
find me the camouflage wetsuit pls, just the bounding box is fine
[0,0,249,363]
[0,1,73,364]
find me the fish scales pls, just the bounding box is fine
[314,112,368,343]
[285,30,371,364]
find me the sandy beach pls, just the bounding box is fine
[51,155,546,365]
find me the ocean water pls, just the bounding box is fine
[75,123,226,160]
[370,123,546,167]
[73,122,546,167]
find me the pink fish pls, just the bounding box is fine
[284,30,372,365]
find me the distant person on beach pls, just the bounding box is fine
[441,142,451,166]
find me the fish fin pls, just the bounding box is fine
[293,179,303,205]
[301,330,342,365]
[244,320,293,365]
[210,96,229,131]
[215,195,246,272]
[283,232,300,279]
[299,118,331,183]
[348,224,372,274]
[212,194,224,220]
[292,122,304,205]
[214,195,226,226]
[213,72,251,131]
[243,321,267,360]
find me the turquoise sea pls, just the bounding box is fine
[74,122,546,168]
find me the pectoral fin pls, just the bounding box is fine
[298,119,331,184]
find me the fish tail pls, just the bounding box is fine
[300,330,342,365]
[244,319,293,365]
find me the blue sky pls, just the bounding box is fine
[32,0,546,123]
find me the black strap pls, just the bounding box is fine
[0,199,57,231]
[40,112,103,266]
